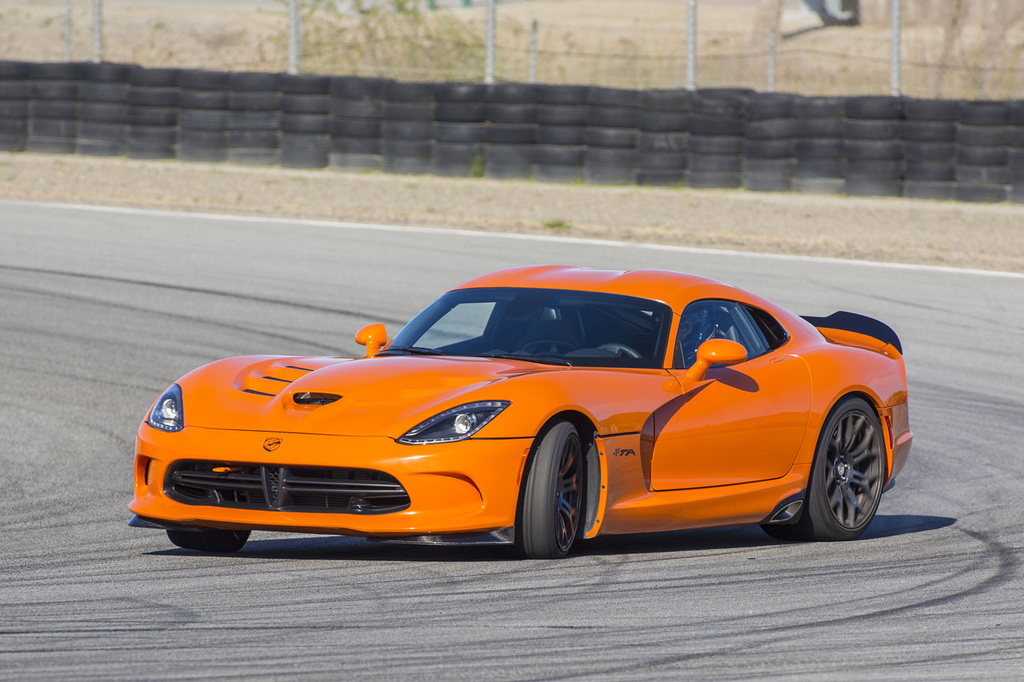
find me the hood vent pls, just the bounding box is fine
[293,391,341,406]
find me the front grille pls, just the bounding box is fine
[166,461,410,514]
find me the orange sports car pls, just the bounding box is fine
[130,265,912,558]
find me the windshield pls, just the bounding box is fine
[386,287,671,369]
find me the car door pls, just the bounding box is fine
[649,299,812,491]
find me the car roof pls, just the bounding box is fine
[454,265,752,313]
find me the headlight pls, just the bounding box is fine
[398,401,510,445]
[148,384,184,432]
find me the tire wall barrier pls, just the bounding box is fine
[3,61,1024,203]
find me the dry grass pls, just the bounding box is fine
[1,0,1023,97]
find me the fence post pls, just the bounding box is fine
[890,0,902,95]
[92,0,102,63]
[767,28,776,92]
[288,0,300,75]
[528,19,538,83]
[485,0,496,84]
[65,0,72,62]
[686,0,697,90]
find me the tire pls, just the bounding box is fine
[903,121,955,143]
[637,88,690,112]
[166,528,250,553]
[744,138,794,159]
[904,98,957,122]
[536,125,584,146]
[689,134,742,155]
[487,103,536,124]
[434,82,486,102]
[762,397,885,541]
[905,162,955,182]
[844,96,902,120]
[956,145,1008,166]
[586,86,637,108]
[638,131,686,153]
[744,118,795,139]
[585,126,636,148]
[843,119,902,140]
[903,180,956,200]
[957,101,1008,127]
[955,184,1007,203]
[516,422,583,559]
[637,110,687,132]
[436,102,485,123]
[281,93,330,115]
[957,125,1008,147]
[537,84,588,105]
[536,105,587,126]
[689,114,743,136]
[586,106,636,128]
[798,117,844,138]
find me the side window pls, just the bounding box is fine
[745,305,790,351]
[674,299,770,369]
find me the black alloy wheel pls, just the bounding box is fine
[517,421,582,558]
[762,396,886,541]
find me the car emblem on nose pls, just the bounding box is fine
[263,437,282,452]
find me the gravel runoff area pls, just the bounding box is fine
[2,152,1023,274]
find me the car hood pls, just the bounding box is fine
[177,354,562,438]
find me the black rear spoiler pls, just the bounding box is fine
[801,311,902,354]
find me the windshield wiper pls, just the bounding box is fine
[478,352,572,366]
[377,346,447,356]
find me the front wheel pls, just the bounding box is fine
[166,528,250,553]
[516,421,582,559]
[763,397,886,542]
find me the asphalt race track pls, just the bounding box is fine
[1,200,1022,680]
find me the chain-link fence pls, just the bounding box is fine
[2,1,1023,98]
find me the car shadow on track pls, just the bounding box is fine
[146,514,955,562]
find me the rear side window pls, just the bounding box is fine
[745,305,790,351]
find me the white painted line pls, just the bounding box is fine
[4,198,1023,280]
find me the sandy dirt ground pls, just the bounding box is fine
[2,152,1021,273]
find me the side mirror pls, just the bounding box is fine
[354,323,388,358]
[684,339,747,381]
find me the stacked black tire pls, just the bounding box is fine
[533,84,587,183]
[744,93,796,192]
[227,72,280,166]
[955,101,1010,203]
[127,66,178,160]
[0,61,29,152]
[1012,102,1024,204]
[177,69,230,163]
[636,89,689,186]
[584,87,637,185]
[280,74,330,169]
[485,83,537,180]
[27,62,80,154]
[792,96,845,194]
[843,96,903,197]
[687,89,750,189]
[902,98,957,200]
[432,82,486,177]
[76,62,129,156]
[380,81,435,175]
[329,77,387,172]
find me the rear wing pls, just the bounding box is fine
[801,311,903,355]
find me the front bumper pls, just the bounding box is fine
[131,423,533,537]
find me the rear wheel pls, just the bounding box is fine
[516,422,582,559]
[166,528,250,553]
[762,397,886,541]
